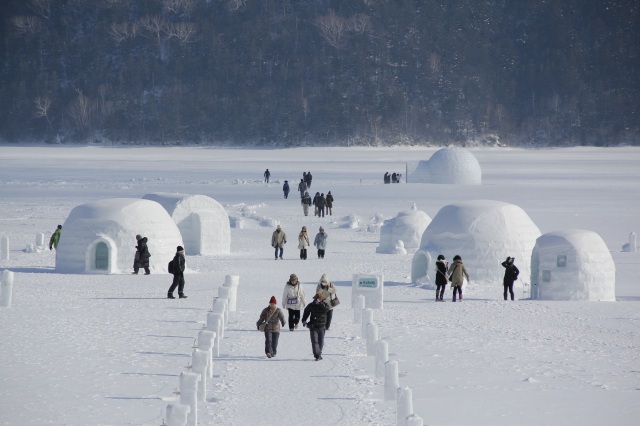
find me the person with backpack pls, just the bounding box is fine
[301,292,330,360]
[49,225,62,250]
[501,256,520,301]
[132,234,151,275]
[435,254,449,302]
[282,273,306,331]
[282,180,290,199]
[167,246,187,299]
[449,255,470,302]
[315,274,337,330]
[256,296,286,358]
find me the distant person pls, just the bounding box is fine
[384,172,390,184]
[282,180,290,199]
[449,255,470,302]
[316,193,327,217]
[501,256,520,301]
[256,295,286,358]
[282,273,306,331]
[325,191,334,215]
[315,274,337,330]
[132,234,151,275]
[301,292,330,360]
[391,172,397,183]
[395,173,402,183]
[167,246,187,299]
[264,168,271,183]
[312,192,321,216]
[305,171,312,189]
[435,254,449,302]
[313,226,328,259]
[301,191,312,216]
[298,179,307,198]
[298,226,310,260]
[49,224,62,250]
[271,225,287,260]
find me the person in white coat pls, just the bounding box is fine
[315,273,337,330]
[313,226,328,259]
[298,226,310,260]
[282,273,306,331]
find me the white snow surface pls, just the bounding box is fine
[1,146,639,426]
[406,147,482,184]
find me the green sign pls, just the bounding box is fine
[358,278,377,288]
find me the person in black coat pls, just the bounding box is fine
[282,180,290,199]
[167,246,187,299]
[133,235,151,275]
[305,171,312,189]
[302,293,330,360]
[264,168,271,183]
[435,254,449,301]
[501,256,520,301]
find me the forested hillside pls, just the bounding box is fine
[1,0,638,146]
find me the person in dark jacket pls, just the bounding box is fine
[384,172,390,184]
[325,191,334,215]
[282,180,290,199]
[301,292,330,360]
[298,179,307,198]
[501,256,520,301]
[316,193,327,217]
[301,191,312,216]
[132,234,151,275]
[264,168,271,183]
[167,246,187,299]
[256,296,286,358]
[435,254,449,301]
[49,225,62,250]
[305,171,312,189]
[312,192,321,216]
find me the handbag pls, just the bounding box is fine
[258,309,277,332]
[330,296,340,307]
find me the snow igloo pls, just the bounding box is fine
[531,230,616,301]
[55,198,183,274]
[143,193,230,256]
[406,147,482,184]
[411,200,541,291]
[376,204,432,254]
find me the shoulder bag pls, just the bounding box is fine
[258,309,277,332]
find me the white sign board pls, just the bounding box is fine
[351,274,384,309]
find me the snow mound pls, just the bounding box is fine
[55,198,183,274]
[411,200,540,289]
[406,147,482,184]
[143,193,230,256]
[377,205,431,254]
[531,229,615,301]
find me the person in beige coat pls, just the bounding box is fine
[271,224,287,260]
[298,226,310,260]
[256,296,286,358]
[282,273,306,331]
[315,273,337,330]
[448,255,470,302]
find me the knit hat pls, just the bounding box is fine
[276,224,281,229]
[269,296,277,304]
[136,234,142,240]
[453,255,461,261]
[437,254,445,260]
[177,246,184,252]
[319,226,324,232]
[289,273,298,281]
[57,225,62,229]
[320,273,329,284]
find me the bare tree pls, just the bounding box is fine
[68,92,94,137]
[315,10,347,50]
[165,22,197,43]
[225,0,246,12]
[163,0,196,16]
[428,52,441,75]
[348,14,371,34]
[29,0,52,19]
[139,15,167,58]
[34,96,53,130]
[11,16,41,34]
[109,22,138,44]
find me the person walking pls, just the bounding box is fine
[435,254,449,301]
[315,274,337,330]
[256,296,286,358]
[301,191,312,216]
[271,225,287,260]
[298,226,310,260]
[305,171,312,189]
[316,193,327,217]
[384,172,390,184]
[282,180,290,199]
[312,192,321,216]
[167,246,187,299]
[264,168,271,183]
[301,292,330,360]
[282,273,306,331]
[501,256,520,301]
[132,234,151,275]
[49,225,62,250]
[313,226,328,259]
[325,191,334,216]
[298,179,307,198]
[449,255,470,302]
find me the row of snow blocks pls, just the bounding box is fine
[198,330,215,378]
[351,274,384,310]
[1,236,8,261]
[166,402,190,426]
[206,313,223,357]
[1,270,14,308]
[36,233,45,248]
[375,340,389,379]
[192,349,209,403]
[625,232,637,252]
[212,297,228,330]
[366,323,379,356]
[397,387,423,425]
[353,295,366,325]
[223,275,239,312]
[180,372,199,426]
[385,360,400,401]
[361,309,374,338]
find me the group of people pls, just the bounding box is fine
[384,172,402,184]
[271,225,328,260]
[302,191,334,217]
[130,234,187,299]
[257,273,338,360]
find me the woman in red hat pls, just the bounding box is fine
[256,296,286,358]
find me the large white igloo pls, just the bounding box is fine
[406,147,482,184]
[376,204,432,254]
[143,193,230,256]
[411,200,541,291]
[531,230,615,301]
[55,198,183,274]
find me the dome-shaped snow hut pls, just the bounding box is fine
[55,198,183,274]
[143,193,230,256]
[406,147,482,184]
[531,230,615,301]
[411,200,540,291]
[376,204,432,254]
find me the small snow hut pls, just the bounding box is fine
[406,147,482,184]
[376,204,432,254]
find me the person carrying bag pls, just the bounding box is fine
[315,273,339,330]
[256,296,286,358]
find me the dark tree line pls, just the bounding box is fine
[1,0,638,146]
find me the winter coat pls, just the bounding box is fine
[302,299,330,328]
[312,193,320,205]
[256,306,286,332]
[314,232,328,250]
[305,173,312,186]
[435,259,449,286]
[298,231,310,249]
[49,228,62,249]
[316,195,327,208]
[282,281,306,310]
[301,194,312,206]
[136,237,151,267]
[315,282,336,310]
[298,181,307,193]
[283,182,290,193]
[501,260,520,284]
[448,259,469,287]
[325,193,334,207]
[271,230,287,248]
[171,252,186,276]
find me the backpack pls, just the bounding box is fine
[168,259,175,274]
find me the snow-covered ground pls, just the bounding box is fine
[0,146,639,425]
